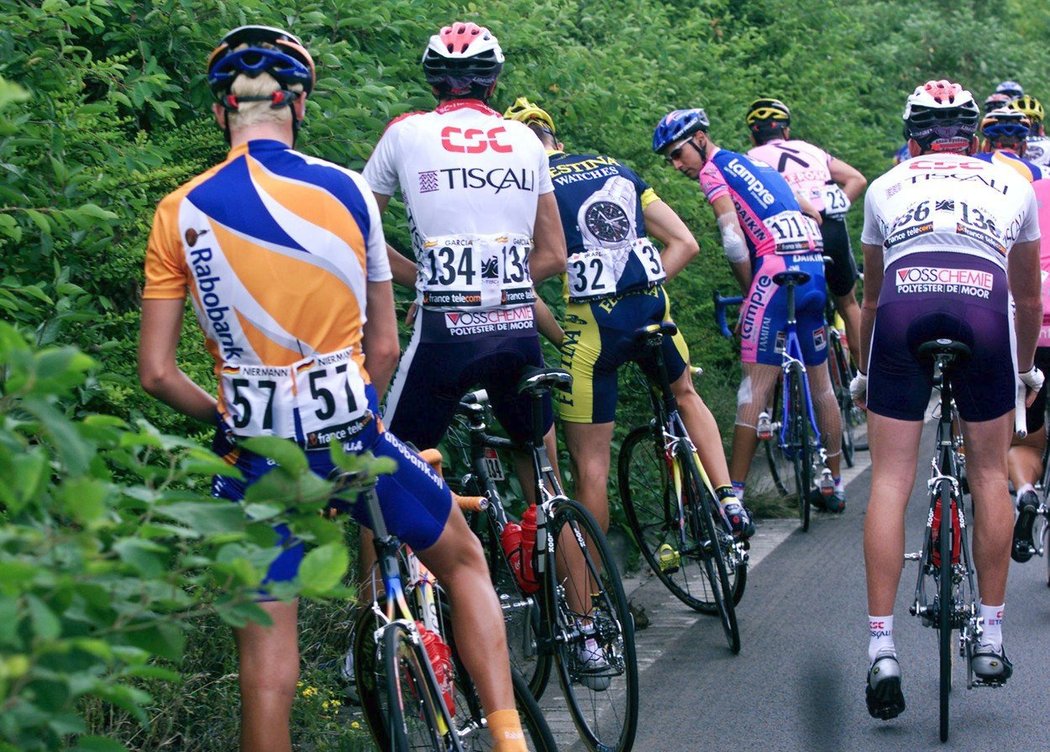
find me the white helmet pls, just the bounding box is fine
[902,80,980,153]
[421,22,504,99]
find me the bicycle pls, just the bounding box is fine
[335,471,557,751]
[824,304,866,465]
[902,339,987,743]
[714,270,835,531]
[442,367,639,752]
[616,322,747,653]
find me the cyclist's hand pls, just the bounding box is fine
[405,302,418,326]
[1020,366,1045,407]
[849,370,868,409]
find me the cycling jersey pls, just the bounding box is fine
[363,99,553,314]
[1024,135,1050,169]
[144,139,390,446]
[546,151,666,301]
[747,138,858,297]
[698,149,823,260]
[974,150,1048,182]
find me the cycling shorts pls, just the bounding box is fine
[819,213,859,297]
[557,285,689,424]
[867,253,1013,423]
[1022,347,1050,434]
[211,387,452,588]
[740,253,828,367]
[383,308,553,449]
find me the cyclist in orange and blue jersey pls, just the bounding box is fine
[503,97,750,539]
[976,106,1049,180]
[653,108,845,512]
[1010,95,1050,170]
[138,25,527,752]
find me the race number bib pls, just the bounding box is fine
[567,238,666,301]
[767,211,822,255]
[821,184,851,218]
[418,233,535,309]
[220,347,370,445]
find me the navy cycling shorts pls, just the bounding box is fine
[211,386,452,587]
[867,253,1014,423]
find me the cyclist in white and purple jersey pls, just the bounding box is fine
[653,108,845,512]
[746,97,868,364]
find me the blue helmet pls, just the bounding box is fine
[981,107,1031,142]
[652,108,710,154]
[995,80,1024,100]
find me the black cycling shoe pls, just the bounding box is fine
[722,501,755,539]
[1012,490,1039,563]
[866,651,906,720]
[971,643,1013,685]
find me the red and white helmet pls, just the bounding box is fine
[422,22,504,98]
[902,80,980,153]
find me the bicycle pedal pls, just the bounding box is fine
[656,543,680,573]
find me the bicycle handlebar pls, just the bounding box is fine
[712,290,743,340]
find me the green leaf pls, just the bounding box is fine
[72,736,128,752]
[155,500,245,537]
[25,595,61,641]
[20,398,94,476]
[239,436,308,474]
[113,538,168,578]
[76,203,118,221]
[297,542,348,595]
[124,622,184,662]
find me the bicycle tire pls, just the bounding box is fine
[937,483,953,743]
[470,508,549,698]
[384,621,455,752]
[441,603,558,752]
[547,499,638,752]
[786,364,813,531]
[828,337,855,468]
[681,452,741,654]
[618,426,746,613]
[764,375,797,499]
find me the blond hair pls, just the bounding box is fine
[225,46,304,128]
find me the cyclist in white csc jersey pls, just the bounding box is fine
[853,80,1043,720]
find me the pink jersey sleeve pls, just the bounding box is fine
[698,160,728,203]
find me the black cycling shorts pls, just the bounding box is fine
[1023,347,1050,434]
[820,213,859,298]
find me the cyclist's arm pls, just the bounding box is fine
[528,191,568,284]
[710,194,751,295]
[372,191,418,288]
[534,296,564,347]
[138,298,217,423]
[642,198,699,281]
[362,279,401,399]
[1008,237,1042,372]
[858,242,884,374]
[795,191,822,225]
[829,157,868,203]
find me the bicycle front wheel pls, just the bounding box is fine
[548,499,638,752]
[383,622,456,752]
[937,483,953,743]
[620,425,745,612]
[786,364,813,531]
[681,454,741,654]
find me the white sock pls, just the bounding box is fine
[980,603,1004,648]
[868,615,895,662]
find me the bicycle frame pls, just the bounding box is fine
[775,279,826,467]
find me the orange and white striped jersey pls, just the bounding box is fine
[144,139,391,443]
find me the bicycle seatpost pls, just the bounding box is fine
[639,323,677,413]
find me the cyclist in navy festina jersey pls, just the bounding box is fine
[653,108,845,512]
[852,80,1043,720]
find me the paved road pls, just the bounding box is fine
[541,418,1050,751]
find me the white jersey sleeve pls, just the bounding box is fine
[362,119,405,197]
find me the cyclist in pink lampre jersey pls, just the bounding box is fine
[745,98,868,364]
[653,108,846,513]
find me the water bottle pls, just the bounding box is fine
[418,624,455,715]
[519,504,540,593]
[930,497,961,567]
[756,411,773,440]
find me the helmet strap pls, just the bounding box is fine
[687,135,708,165]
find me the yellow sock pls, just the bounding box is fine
[486,708,526,752]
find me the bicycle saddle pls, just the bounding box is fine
[517,366,573,394]
[635,321,679,339]
[771,269,812,287]
[917,338,972,363]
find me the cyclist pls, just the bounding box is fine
[362,22,566,489]
[138,26,527,751]
[983,92,1013,114]
[653,107,846,512]
[976,106,1048,179]
[852,80,1043,719]
[504,97,752,539]
[995,79,1025,100]
[745,97,868,364]
[1010,95,1050,169]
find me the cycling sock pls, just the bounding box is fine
[1015,483,1035,504]
[731,481,745,502]
[486,709,526,752]
[716,485,737,505]
[979,603,1004,648]
[868,614,895,662]
[834,476,844,494]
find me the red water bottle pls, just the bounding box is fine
[930,497,962,567]
[519,504,539,592]
[418,624,454,715]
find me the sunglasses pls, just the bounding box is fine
[666,139,691,163]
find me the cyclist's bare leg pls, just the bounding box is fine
[564,421,614,532]
[960,413,1014,605]
[863,414,922,615]
[728,362,779,483]
[512,425,561,505]
[833,287,862,365]
[671,367,732,488]
[809,362,843,477]
[235,599,299,752]
[1007,426,1045,492]
[417,503,517,713]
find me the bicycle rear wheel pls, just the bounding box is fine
[937,484,953,743]
[548,499,638,752]
[786,364,813,531]
[382,621,455,752]
[619,426,746,613]
[764,374,797,499]
[828,337,856,468]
